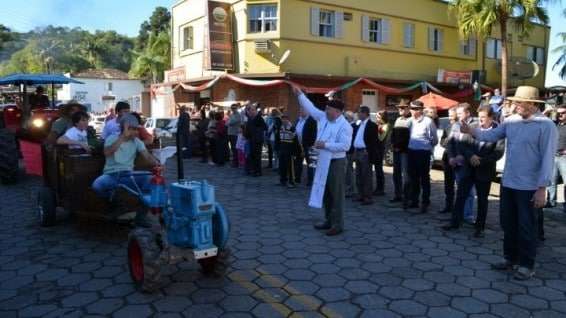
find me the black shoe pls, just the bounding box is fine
[373,191,385,196]
[419,205,429,213]
[306,182,313,187]
[544,202,556,208]
[277,183,286,186]
[441,224,459,231]
[389,197,403,203]
[314,222,331,230]
[408,202,419,209]
[361,199,374,206]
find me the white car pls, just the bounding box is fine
[144,117,175,137]
[88,115,106,135]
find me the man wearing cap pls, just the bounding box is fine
[460,86,557,280]
[293,87,353,236]
[390,100,411,204]
[92,113,160,226]
[407,100,438,213]
[352,106,379,205]
[102,101,131,140]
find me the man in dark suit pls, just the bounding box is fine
[352,106,379,205]
[439,107,458,213]
[294,107,317,186]
[442,105,504,237]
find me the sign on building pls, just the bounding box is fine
[203,0,234,71]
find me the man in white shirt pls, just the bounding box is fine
[293,86,353,236]
[102,101,131,140]
[352,106,379,205]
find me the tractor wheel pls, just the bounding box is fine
[38,187,56,227]
[127,228,163,293]
[384,147,394,167]
[198,256,218,275]
[0,129,18,185]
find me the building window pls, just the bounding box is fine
[248,4,278,33]
[182,26,193,51]
[428,27,443,52]
[460,38,476,56]
[527,46,545,64]
[368,18,390,44]
[486,38,502,59]
[319,9,335,37]
[403,23,415,48]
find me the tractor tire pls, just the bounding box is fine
[128,228,163,293]
[384,147,394,167]
[38,186,56,227]
[198,256,218,275]
[0,129,18,185]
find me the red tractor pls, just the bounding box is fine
[0,73,83,184]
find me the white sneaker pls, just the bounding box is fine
[513,266,535,280]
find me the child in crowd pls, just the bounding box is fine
[236,125,247,168]
[56,110,91,152]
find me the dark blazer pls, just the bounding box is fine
[296,116,317,148]
[352,119,379,163]
[245,115,267,144]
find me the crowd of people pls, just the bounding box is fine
[47,83,564,281]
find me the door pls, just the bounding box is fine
[362,89,378,113]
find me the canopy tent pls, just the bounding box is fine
[0,73,83,85]
[417,92,459,110]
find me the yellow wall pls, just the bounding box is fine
[172,0,550,88]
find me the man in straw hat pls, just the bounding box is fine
[292,86,353,236]
[460,86,557,280]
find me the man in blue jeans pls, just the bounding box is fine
[460,86,557,280]
[92,114,160,226]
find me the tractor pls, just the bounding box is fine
[127,172,230,292]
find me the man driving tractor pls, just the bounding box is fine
[92,113,160,227]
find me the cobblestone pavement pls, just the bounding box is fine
[1,158,566,318]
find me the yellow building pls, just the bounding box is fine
[165,0,550,112]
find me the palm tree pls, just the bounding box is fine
[450,0,550,97]
[130,31,171,83]
[552,9,566,80]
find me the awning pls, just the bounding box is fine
[0,73,84,85]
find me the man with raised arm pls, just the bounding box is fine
[293,87,353,236]
[459,86,557,281]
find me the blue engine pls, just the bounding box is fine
[165,180,217,249]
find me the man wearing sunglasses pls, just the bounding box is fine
[546,104,566,212]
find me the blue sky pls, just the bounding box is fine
[0,0,564,86]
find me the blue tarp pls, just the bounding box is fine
[0,73,84,85]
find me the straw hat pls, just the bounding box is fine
[506,86,545,104]
[397,99,410,107]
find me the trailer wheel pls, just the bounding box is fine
[128,228,162,293]
[0,129,18,184]
[38,186,56,227]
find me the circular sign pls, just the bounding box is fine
[212,7,228,22]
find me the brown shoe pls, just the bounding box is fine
[325,228,343,236]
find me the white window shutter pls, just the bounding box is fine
[310,7,320,36]
[428,27,434,51]
[381,18,391,44]
[438,29,444,52]
[335,11,344,38]
[362,15,369,42]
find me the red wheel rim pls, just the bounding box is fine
[128,240,144,282]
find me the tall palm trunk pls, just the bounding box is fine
[499,15,508,98]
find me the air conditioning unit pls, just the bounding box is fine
[254,40,271,54]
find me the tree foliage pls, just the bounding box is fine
[552,8,566,80]
[0,25,134,75]
[450,0,550,95]
[130,7,171,83]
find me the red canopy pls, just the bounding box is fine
[417,92,459,110]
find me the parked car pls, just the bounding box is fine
[88,115,106,135]
[144,117,175,136]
